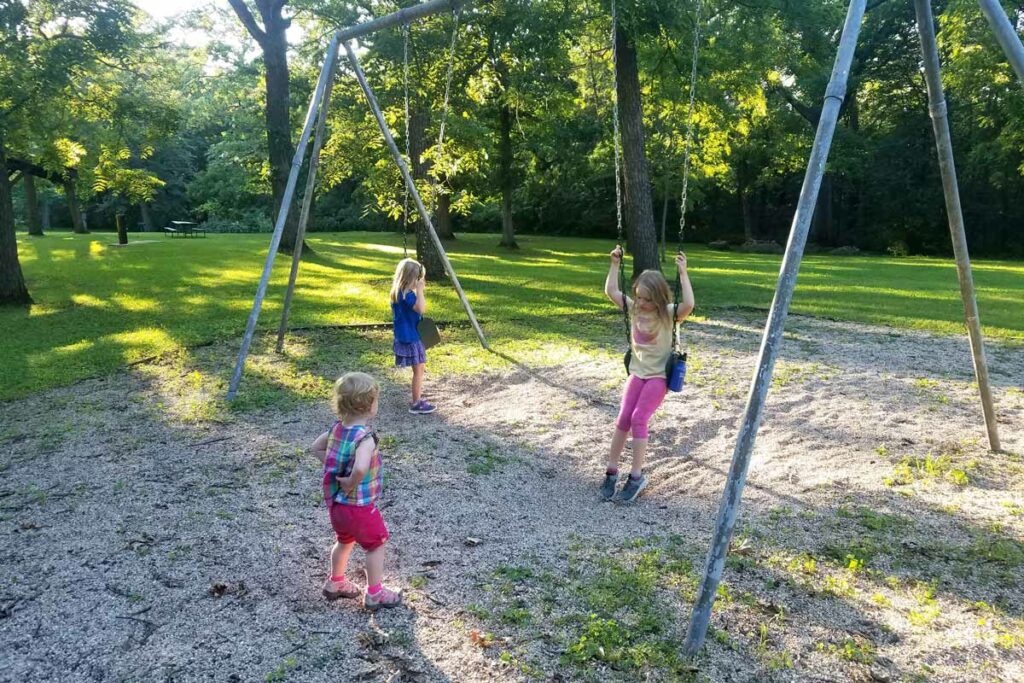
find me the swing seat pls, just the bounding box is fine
[417,317,442,349]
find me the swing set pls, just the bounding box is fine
[225,0,1014,656]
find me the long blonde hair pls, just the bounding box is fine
[633,269,674,330]
[390,258,424,303]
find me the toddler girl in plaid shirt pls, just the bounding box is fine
[310,372,401,610]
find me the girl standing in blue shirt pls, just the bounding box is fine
[390,258,436,414]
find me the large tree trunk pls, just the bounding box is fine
[24,174,43,236]
[139,202,155,232]
[0,140,31,305]
[614,25,658,277]
[228,0,306,255]
[65,181,86,233]
[498,103,518,249]
[436,190,454,240]
[434,173,455,240]
[409,109,445,279]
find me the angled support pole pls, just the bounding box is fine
[977,0,1024,86]
[914,0,1001,452]
[342,40,488,349]
[227,35,341,400]
[276,48,340,353]
[683,0,867,656]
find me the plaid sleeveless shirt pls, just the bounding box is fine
[322,422,383,507]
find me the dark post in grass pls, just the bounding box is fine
[275,48,340,353]
[683,0,868,656]
[227,34,341,400]
[115,213,127,246]
[343,40,488,349]
[914,0,1001,453]
[977,0,1024,87]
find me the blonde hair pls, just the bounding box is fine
[331,372,380,417]
[633,269,674,330]
[390,258,424,303]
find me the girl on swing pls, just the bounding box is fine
[602,246,695,502]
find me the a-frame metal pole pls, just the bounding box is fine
[977,0,1024,86]
[275,52,340,353]
[342,40,488,349]
[914,0,1001,452]
[227,35,341,400]
[683,0,867,656]
[338,0,460,42]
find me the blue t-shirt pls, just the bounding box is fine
[392,290,422,343]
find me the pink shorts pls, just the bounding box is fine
[329,503,389,551]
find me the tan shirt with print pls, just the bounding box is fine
[626,302,673,378]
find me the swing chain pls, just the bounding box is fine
[610,0,624,251]
[402,23,411,257]
[610,0,630,352]
[437,6,461,153]
[678,0,703,249]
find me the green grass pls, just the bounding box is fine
[4,230,1023,399]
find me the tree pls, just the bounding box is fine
[0,0,139,304]
[228,0,306,254]
[613,5,660,276]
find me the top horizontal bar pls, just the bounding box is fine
[337,0,463,41]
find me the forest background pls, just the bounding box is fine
[3,0,1024,279]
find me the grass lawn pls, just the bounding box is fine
[3,230,1023,401]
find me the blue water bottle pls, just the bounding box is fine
[668,353,687,392]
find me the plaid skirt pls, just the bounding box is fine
[394,340,427,367]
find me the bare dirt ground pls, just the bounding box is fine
[2,311,1022,682]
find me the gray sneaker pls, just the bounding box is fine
[600,472,619,500]
[615,474,647,503]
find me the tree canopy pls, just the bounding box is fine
[4,0,1024,303]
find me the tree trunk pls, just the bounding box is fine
[812,172,835,246]
[436,189,454,240]
[409,108,445,279]
[434,173,455,240]
[498,103,519,249]
[41,200,50,231]
[65,181,86,233]
[229,0,306,255]
[24,174,42,236]
[660,187,668,261]
[0,140,31,305]
[740,189,755,242]
[614,25,659,277]
[261,17,303,254]
[139,202,155,232]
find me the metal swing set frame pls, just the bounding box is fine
[226,0,1018,656]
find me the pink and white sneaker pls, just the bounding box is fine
[363,585,403,611]
[322,577,361,600]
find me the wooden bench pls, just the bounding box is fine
[164,221,206,238]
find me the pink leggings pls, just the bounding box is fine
[615,375,668,440]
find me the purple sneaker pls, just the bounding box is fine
[409,399,436,415]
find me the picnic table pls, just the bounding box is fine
[164,221,207,238]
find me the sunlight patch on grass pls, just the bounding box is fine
[111,294,159,312]
[50,339,95,356]
[107,327,177,362]
[71,294,110,309]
